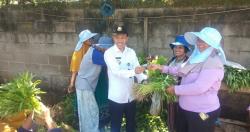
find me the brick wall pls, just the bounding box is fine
[0,7,250,91]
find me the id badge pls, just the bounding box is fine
[199,112,209,121]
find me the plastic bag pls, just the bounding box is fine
[150,92,162,115]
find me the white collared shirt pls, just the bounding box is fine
[104,45,147,103]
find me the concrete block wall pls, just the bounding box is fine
[0,31,74,91]
[0,7,250,92]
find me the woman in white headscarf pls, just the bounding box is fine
[75,36,113,132]
[149,27,226,132]
[67,29,97,130]
[67,29,97,93]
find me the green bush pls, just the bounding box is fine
[52,93,78,130]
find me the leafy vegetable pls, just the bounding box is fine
[0,72,45,118]
[223,65,250,93]
[136,102,168,132]
[134,55,177,115]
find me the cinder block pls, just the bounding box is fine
[0,32,14,42]
[26,54,49,64]
[16,33,29,43]
[0,61,9,71]
[54,22,76,33]
[178,21,195,34]
[149,22,178,37]
[59,65,71,75]
[40,64,60,75]
[149,48,173,59]
[64,9,84,21]
[28,33,46,44]
[148,37,163,49]
[127,36,138,47]
[224,37,250,52]
[242,23,250,37]
[8,62,26,72]
[237,38,250,51]
[65,33,78,44]
[239,52,250,68]
[163,36,175,49]
[11,52,49,64]
[12,52,29,63]
[25,63,41,74]
[49,55,68,65]
[0,26,3,32]
[224,49,241,64]
[52,33,66,44]
[33,21,54,32]
[128,23,143,35]
[40,43,74,56]
[44,34,53,44]
[222,24,243,37]
[0,51,13,61]
[16,22,33,32]
[6,43,42,55]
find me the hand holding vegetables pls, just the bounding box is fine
[133,56,177,115]
[165,86,175,95]
[135,66,145,74]
[147,64,163,71]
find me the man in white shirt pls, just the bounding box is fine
[104,25,146,132]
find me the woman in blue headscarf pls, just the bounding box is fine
[168,35,191,67]
[93,36,113,131]
[149,27,226,132]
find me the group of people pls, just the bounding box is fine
[149,27,226,132]
[67,25,146,132]
[67,25,227,132]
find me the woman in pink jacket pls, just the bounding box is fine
[149,27,226,132]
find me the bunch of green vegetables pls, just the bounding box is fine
[0,72,45,118]
[135,102,168,132]
[223,65,250,93]
[134,55,176,115]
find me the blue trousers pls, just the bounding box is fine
[109,100,136,132]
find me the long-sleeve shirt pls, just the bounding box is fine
[70,44,91,72]
[75,47,102,91]
[162,55,224,113]
[104,45,147,103]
